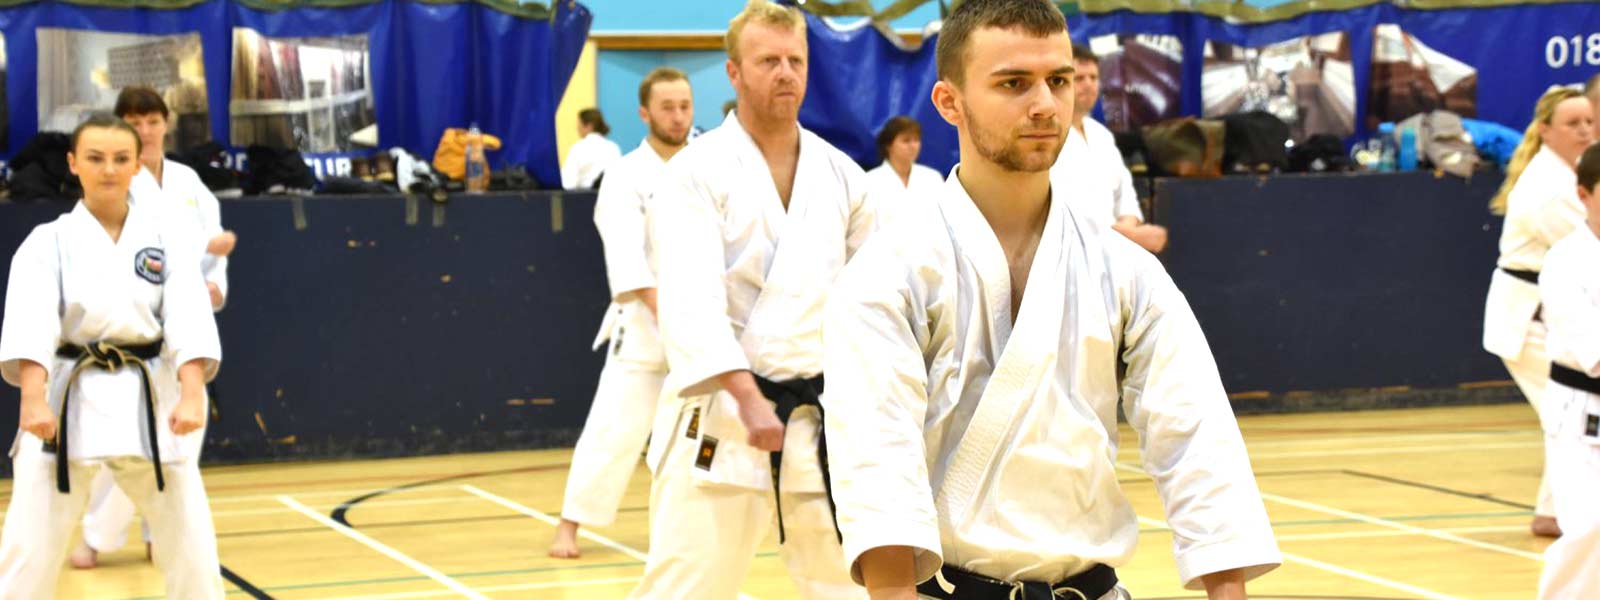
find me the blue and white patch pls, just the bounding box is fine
[134,247,166,284]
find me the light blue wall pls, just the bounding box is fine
[584,0,943,32]
[594,50,736,152]
[586,1,944,151]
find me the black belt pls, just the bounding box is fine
[753,373,840,544]
[1500,267,1539,285]
[48,340,166,494]
[1499,268,1543,321]
[1551,363,1600,395]
[916,564,1119,600]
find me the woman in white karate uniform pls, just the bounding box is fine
[1483,86,1594,538]
[865,116,943,216]
[66,86,237,570]
[0,116,226,598]
[561,108,623,190]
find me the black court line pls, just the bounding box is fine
[330,464,549,527]
[221,565,275,600]
[1341,469,1535,510]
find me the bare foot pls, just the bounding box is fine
[547,519,581,559]
[68,541,98,569]
[1531,515,1562,538]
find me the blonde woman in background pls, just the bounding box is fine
[1482,86,1594,538]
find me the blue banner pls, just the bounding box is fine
[0,0,590,187]
[800,1,1600,174]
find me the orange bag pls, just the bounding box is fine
[432,128,503,181]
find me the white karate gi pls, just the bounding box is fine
[1536,224,1600,600]
[626,113,875,600]
[865,162,944,227]
[1050,117,1142,229]
[563,132,624,191]
[822,172,1281,595]
[0,200,224,599]
[79,160,230,555]
[560,140,671,527]
[1483,146,1583,517]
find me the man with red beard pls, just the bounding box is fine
[625,1,875,598]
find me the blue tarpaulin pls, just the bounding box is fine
[800,1,1599,173]
[0,0,590,187]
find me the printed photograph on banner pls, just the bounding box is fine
[231,29,375,153]
[1202,33,1355,141]
[1367,24,1476,130]
[35,29,210,150]
[1089,34,1183,132]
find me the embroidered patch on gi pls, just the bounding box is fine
[134,248,166,284]
[685,407,701,439]
[695,435,718,471]
[1585,413,1598,438]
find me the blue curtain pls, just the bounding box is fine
[0,0,590,187]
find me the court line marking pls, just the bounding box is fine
[1130,513,1464,600]
[277,495,491,600]
[334,576,640,600]
[1258,492,1544,562]
[1114,460,1543,562]
[1275,525,1526,542]
[458,483,763,600]
[1241,441,1541,460]
[213,496,478,518]
[1239,430,1539,448]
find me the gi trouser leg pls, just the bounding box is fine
[109,456,224,600]
[0,445,94,599]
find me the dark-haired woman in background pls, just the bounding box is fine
[563,107,623,190]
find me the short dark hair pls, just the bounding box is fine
[114,86,169,119]
[1579,143,1600,192]
[71,114,142,156]
[579,108,611,136]
[876,116,922,159]
[1071,43,1098,64]
[638,67,689,106]
[935,0,1067,85]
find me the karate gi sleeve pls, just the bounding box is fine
[592,164,656,300]
[161,237,222,382]
[1541,251,1600,377]
[561,142,584,191]
[843,162,879,259]
[1116,240,1282,589]
[195,182,230,311]
[822,234,944,585]
[650,163,750,397]
[0,228,63,386]
[1111,162,1143,223]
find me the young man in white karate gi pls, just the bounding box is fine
[1536,141,1600,600]
[821,2,1280,598]
[0,116,225,598]
[1048,44,1166,253]
[68,85,238,571]
[624,1,875,598]
[549,67,694,559]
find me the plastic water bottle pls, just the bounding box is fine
[1377,123,1397,173]
[1397,125,1418,172]
[465,123,489,194]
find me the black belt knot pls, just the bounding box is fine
[916,564,1119,600]
[753,373,841,544]
[48,340,166,494]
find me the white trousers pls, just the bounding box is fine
[81,468,150,552]
[0,450,223,600]
[1537,384,1600,600]
[917,585,1128,600]
[560,346,666,526]
[1502,321,1556,517]
[626,414,864,600]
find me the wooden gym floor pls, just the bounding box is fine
[1,402,1554,599]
